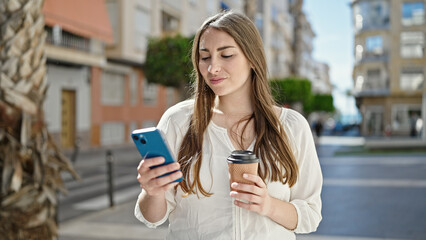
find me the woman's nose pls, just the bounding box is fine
[208,60,221,73]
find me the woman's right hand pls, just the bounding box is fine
[136,157,182,197]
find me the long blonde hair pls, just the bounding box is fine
[178,11,298,196]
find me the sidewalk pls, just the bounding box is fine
[59,200,168,240]
[58,199,405,240]
[59,199,406,240]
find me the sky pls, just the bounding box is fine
[303,0,360,121]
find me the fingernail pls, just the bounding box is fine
[243,174,248,178]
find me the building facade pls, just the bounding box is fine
[254,0,295,78]
[351,0,425,138]
[42,0,113,149]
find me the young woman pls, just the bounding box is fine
[135,11,322,239]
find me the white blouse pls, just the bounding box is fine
[135,100,322,240]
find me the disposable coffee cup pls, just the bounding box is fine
[227,150,259,192]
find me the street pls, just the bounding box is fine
[58,137,426,240]
[58,146,142,222]
[314,143,426,240]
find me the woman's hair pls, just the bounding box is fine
[177,11,298,196]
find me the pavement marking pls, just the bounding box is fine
[297,235,408,240]
[320,157,426,166]
[324,178,426,188]
[73,186,141,210]
[318,136,365,146]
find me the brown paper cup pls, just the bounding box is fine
[227,150,259,193]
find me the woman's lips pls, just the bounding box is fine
[210,77,225,85]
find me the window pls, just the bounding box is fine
[400,68,424,91]
[166,87,175,108]
[364,106,384,136]
[162,11,179,35]
[367,69,382,89]
[143,78,158,105]
[134,7,150,51]
[402,2,424,26]
[271,6,278,23]
[360,69,379,90]
[106,0,119,44]
[353,0,390,31]
[129,72,138,105]
[366,36,383,54]
[101,71,125,105]
[400,32,424,58]
[355,69,388,93]
[101,122,125,145]
[255,13,264,37]
[392,105,422,136]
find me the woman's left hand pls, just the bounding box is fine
[230,173,272,216]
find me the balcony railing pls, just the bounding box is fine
[354,88,390,97]
[354,77,390,97]
[356,51,389,65]
[355,22,389,34]
[354,76,390,97]
[45,26,90,52]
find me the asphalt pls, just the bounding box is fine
[57,136,424,240]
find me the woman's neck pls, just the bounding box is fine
[215,95,253,117]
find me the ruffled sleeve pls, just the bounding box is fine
[134,188,176,228]
[283,109,323,233]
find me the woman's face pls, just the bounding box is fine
[198,28,252,97]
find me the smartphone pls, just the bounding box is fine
[131,127,182,182]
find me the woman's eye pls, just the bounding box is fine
[201,57,210,61]
[222,55,233,58]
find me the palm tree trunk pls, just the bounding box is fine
[0,0,78,239]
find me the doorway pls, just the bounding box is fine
[61,89,76,148]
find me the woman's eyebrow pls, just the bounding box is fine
[199,46,236,52]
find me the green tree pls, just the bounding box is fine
[270,77,312,105]
[144,34,193,99]
[312,94,335,113]
[270,77,335,114]
[0,0,78,238]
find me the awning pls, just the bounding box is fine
[42,0,113,44]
